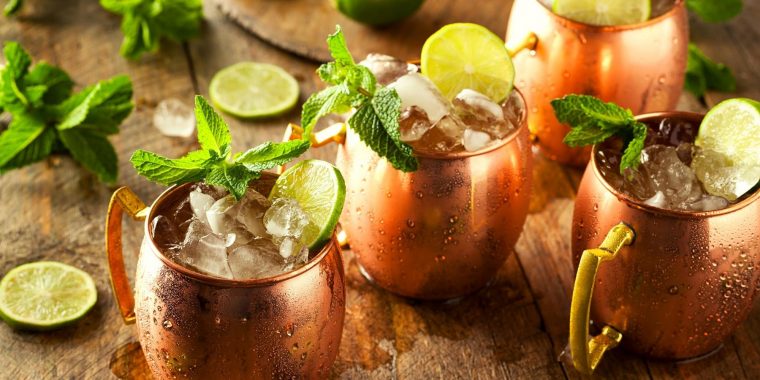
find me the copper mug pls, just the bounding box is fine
[105,174,346,379]
[568,112,760,374]
[285,89,532,300]
[505,0,689,165]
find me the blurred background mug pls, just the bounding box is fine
[568,112,760,374]
[506,0,688,166]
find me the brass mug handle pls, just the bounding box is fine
[506,31,538,57]
[569,222,635,375]
[279,122,349,248]
[105,186,150,325]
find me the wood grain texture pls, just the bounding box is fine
[0,0,759,379]
[213,0,514,62]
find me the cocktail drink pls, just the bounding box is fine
[336,54,532,299]
[506,0,688,165]
[560,97,760,374]
[106,97,347,379]
[289,24,532,300]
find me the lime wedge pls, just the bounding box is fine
[269,160,346,249]
[553,0,651,26]
[209,62,299,118]
[0,261,97,330]
[420,23,515,101]
[692,98,760,201]
[332,0,425,26]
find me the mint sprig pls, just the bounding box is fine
[686,0,742,23]
[684,43,736,99]
[552,95,647,174]
[0,42,133,182]
[302,25,418,172]
[99,0,203,60]
[131,96,309,200]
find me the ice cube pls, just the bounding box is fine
[692,148,760,202]
[453,89,513,139]
[411,115,465,154]
[398,106,433,142]
[189,188,215,224]
[454,89,504,119]
[688,195,730,212]
[235,189,271,238]
[359,54,418,86]
[263,198,311,240]
[228,239,284,279]
[501,90,525,127]
[182,219,212,247]
[177,233,233,279]
[153,98,195,138]
[634,145,703,207]
[279,236,309,262]
[644,191,666,208]
[150,215,183,252]
[463,129,493,152]
[206,195,238,235]
[388,73,450,123]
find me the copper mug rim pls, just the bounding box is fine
[590,110,760,219]
[531,0,686,32]
[402,87,529,160]
[142,174,338,288]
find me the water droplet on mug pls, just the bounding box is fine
[407,219,415,228]
[162,320,173,329]
[416,191,424,199]
[668,285,679,295]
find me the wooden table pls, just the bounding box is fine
[1,0,759,378]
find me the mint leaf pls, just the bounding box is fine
[205,164,260,201]
[349,102,418,172]
[100,0,202,60]
[0,127,55,172]
[552,94,647,173]
[0,114,46,167]
[56,75,133,134]
[684,43,735,99]
[194,95,231,156]
[58,128,119,183]
[370,87,415,159]
[24,63,73,105]
[300,84,353,136]
[130,149,214,185]
[686,0,742,23]
[235,139,310,172]
[3,0,22,16]
[326,25,354,67]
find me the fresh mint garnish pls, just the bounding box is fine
[0,42,133,183]
[686,0,742,23]
[99,0,203,60]
[684,43,736,99]
[303,25,418,172]
[131,96,310,200]
[552,94,647,174]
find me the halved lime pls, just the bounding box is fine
[420,23,514,102]
[0,261,97,330]
[209,62,300,118]
[332,0,425,26]
[692,98,760,201]
[553,0,651,26]
[269,160,346,249]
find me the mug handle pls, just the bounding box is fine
[105,186,150,325]
[506,32,538,57]
[569,222,635,375]
[279,122,349,248]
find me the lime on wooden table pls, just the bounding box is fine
[210,62,300,118]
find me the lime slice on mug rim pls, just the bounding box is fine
[552,0,651,26]
[269,160,346,250]
[0,261,97,331]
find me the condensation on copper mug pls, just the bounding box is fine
[572,112,760,359]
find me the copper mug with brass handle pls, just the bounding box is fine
[569,111,760,375]
[506,0,689,165]
[282,86,533,300]
[105,174,346,379]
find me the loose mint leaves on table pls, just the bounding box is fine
[686,0,742,23]
[0,42,133,183]
[131,95,310,201]
[100,0,203,60]
[684,43,736,99]
[302,25,418,172]
[552,95,647,175]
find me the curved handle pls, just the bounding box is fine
[105,186,149,325]
[569,222,635,375]
[277,122,346,175]
[506,31,538,57]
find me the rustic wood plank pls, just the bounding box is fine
[213,0,513,63]
[0,0,196,378]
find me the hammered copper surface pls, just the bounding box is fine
[506,0,688,165]
[572,112,760,359]
[336,91,533,300]
[117,176,346,380]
